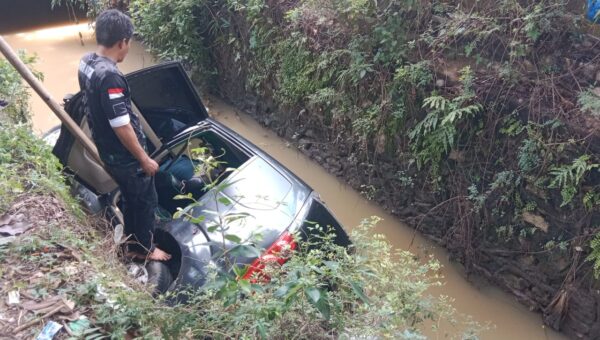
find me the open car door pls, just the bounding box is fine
[126,61,209,149]
[53,92,118,195]
[53,62,207,195]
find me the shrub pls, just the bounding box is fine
[0,53,41,125]
[117,217,478,338]
[0,125,70,212]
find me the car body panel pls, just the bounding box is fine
[161,218,213,288]
[66,116,119,193]
[194,156,311,254]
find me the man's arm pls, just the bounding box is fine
[98,73,158,176]
[113,123,158,176]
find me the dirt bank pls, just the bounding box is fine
[215,64,600,339]
[197,3,600,337]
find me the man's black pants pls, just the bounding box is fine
[108,164,158,255]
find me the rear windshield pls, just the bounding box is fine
[302,200,350,247]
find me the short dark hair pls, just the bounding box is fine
[95,9,134,47]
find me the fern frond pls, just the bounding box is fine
[549,155,599,207]
[441,104,482,125]
[587,232,600,279]
[422,95,449,111]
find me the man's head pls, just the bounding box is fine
[95,9,134,63]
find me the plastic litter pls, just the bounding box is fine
[68,316,91,334]
[589,0,600,22]
[7,290,20,305]
[127,263,149,284]
[35,321,62,340]
[0,236,16,246]
[113,223,124,244]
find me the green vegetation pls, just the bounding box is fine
[59,0,600,334]
[0,128,473,338]
[0,52,41,125]
[7,0,600,336]
[577,88,600,117]
[549,155,599,207]
[124,0,599,256]
[409,67,482,176]
[118,0,600,335]
[0,55,472,337]
[0,126,73,212]
[0,56,58,211]
[145,218,474,339]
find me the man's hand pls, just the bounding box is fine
[141,156,159,176]
[113,123,158,176]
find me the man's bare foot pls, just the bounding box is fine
[147,247,171,261]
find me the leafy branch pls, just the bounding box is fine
[549,155,599,207]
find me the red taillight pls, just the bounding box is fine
[241,232,297,282]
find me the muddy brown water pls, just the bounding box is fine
[3,23,566,339]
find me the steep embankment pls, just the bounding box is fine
[130,1,600,338]
[0,53,162,339]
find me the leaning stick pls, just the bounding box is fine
[13,305,64,333]
[0,35,103,165]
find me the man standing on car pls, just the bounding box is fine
[78,9,170,261]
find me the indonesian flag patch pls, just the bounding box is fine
[108,88,125,100]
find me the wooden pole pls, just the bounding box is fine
[0,35,104,166]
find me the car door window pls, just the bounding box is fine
[127,63,208,142]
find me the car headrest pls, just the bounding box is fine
[182,177,207,198]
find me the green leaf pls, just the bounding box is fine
[173,193,193,200]
[229,244,261,258]
[350,281,370,304]
[189,215,206,224]
[81,328,102,335]
[172,203,197,219]
[274,283,293,298]
[232,264,245,277]
[218,196,232,206]
[202,241,227,248]
[238,279,252,294]
[315,295,331,320]
[224,234,242,243]
[303,287,330,319]
[323,260,340,271]
[256,321,267,339]
[216,178,243,192]
[304,286,321,304]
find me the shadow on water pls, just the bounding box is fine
[0,0,86,34]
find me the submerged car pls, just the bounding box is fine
[46,61,350,293]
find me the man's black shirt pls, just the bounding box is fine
[78,52,147,167]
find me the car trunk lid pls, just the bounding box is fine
[126,62,209,144]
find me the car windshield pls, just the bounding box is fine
[194,156,312,251]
